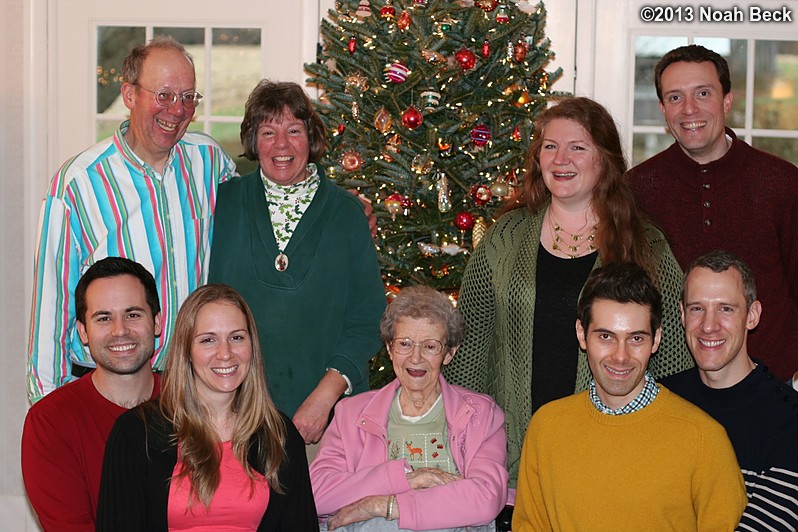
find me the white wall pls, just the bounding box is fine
[2,0,40,528]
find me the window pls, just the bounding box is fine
[631,35,798,165]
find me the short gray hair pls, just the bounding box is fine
[684,250,757,309]
[379,285,465,347]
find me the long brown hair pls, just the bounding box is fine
[501,97,655,275]
[159,284,286,507]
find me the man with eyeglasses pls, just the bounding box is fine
[27,35,236,403]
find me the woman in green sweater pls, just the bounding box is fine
[209,81,385,445]
[444,97,693,502]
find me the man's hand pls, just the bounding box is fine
[406,467,462,489]
[326,495,389,530]
[292,369,347,444]
[350,190,378,238]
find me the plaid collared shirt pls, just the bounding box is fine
[589,371,659,415]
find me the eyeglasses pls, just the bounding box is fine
[134,84,203,109]
[390,338,445,357]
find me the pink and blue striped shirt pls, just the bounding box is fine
[27,121,235,402]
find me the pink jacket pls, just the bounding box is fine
[310,375,508,530]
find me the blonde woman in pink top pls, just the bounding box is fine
[97,284,318,531]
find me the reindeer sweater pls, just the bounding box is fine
[310,375,509,530]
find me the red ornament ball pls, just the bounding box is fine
[470,184,492,206]
[454,48,477,70]
[348,36,357,54]
[454,211,476,231]
[401,106,423,130]
[470,124,491,147]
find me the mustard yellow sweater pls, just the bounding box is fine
[514,386,746,531]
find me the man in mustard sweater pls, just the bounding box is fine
[513,263,746,531]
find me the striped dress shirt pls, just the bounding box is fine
[27,121,235,402]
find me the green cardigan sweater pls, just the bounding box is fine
[209,168,385,416]
[444,207,692,488]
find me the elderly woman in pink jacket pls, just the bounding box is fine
[310,285,508,531]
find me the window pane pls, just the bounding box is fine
[633,36,688,126]
[96,119,120,143]
[96,26,145,114]
[155,28,206,94]
[632,132,674,166]
[753,41,798,130]
[211,29,261,117]
[211,122,257,175]
[694,38,747,128]
[752,137,798,165]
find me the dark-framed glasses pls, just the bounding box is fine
[135,84,203,109]
[390,338,445,357]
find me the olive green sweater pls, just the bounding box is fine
[444,207,692,488]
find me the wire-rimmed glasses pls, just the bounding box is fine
[134,84,203,109]
[389,338,446,358]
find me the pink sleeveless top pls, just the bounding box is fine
[168,441,270,530]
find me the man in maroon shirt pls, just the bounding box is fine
[21,257,161,531]
[628,44,798,380]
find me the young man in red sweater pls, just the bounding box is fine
[22,257,161,531]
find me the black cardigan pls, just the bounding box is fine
[96,402,319,531]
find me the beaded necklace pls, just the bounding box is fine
[549,214,597,259]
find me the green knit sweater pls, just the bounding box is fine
[444,207,692,488]
[209,168,386,416]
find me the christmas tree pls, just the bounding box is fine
[306,0,561,385]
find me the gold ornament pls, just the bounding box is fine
[513,90,531,107]
[421,49,446,64]
[373,107,393,133]
[411,153,434,175]
[384,133,401,162]
[472,217,487,249]
[345,72,369,93]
